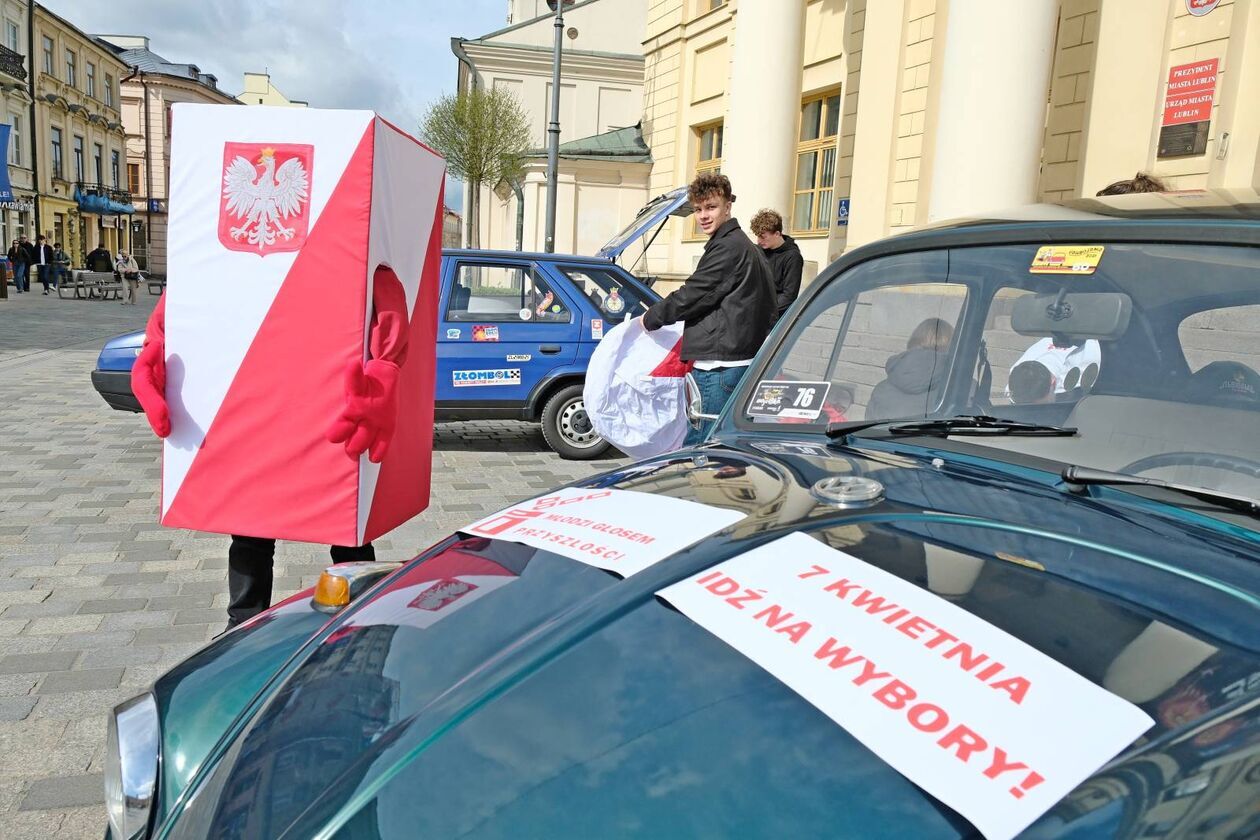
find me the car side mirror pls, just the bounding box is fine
[684,372,719,428]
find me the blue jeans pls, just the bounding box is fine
[12,262,26,292]
[685,365,749,445]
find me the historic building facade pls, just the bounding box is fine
[0,0,33,247]
[454,0,649,254]
[98,35,238,274]
[640,0,1260,284]
[32,4,129,262]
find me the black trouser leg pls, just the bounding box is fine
[329,543,375,563]
[227,535,277,626]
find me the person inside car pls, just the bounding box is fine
[867,318,954,420]
[1008,360,1056,405]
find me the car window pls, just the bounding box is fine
[447,263,571,323]
[556,266,648,323]
[757,251,964,424]
[982,287,1102,407]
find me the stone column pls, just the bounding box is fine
[927,0,1059,221]
[722,0,807,223]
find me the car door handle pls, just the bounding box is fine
[539,345,562,355]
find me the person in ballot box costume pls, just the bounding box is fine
[131,277,410,629]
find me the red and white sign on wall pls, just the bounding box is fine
[658,532,1154,840]
[1162,58,1219,126]
[465,487,744,578]
[1186,0,1222,16]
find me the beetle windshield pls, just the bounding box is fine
[743,243,1260,502]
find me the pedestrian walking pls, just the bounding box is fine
[641,172,775,444]
[115,250,141,304]
[32,234,54,294]
[52,242,70,290]
[6,238,27,293]
[750,208,804,323]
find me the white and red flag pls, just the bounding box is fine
[159,104,446,545]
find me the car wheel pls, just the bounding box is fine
[540,384,610,460]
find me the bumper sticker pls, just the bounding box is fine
[452,369,521,387]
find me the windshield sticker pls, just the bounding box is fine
[452,369,521,387]
[591,318,604,340]
[747,381,832,420]
[1029,245,1105,275]
[446,328,461,340]
[464,487,745,578]
[658,532,1154,840]
[472,324,499,342]
[519,307,533,321]
[605,288,625,314]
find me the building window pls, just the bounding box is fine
[688,121,723,238]
[111,150,120,188]
[127,162,140,194]
[792,90,842,235]
[5,21,18,54]
[73,135,83,181]
[64,48,75,87]
[50,126,62,179]
[104,72,113,107]
[41,35,52,75]
[8,113,19,166]
[696,0,725,13]
[93,143,102,183]
[86,62,95,97]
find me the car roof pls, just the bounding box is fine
[442,248,623,266]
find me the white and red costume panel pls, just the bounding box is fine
[160,105,445,545]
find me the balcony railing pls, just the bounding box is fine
[0,44,26,82]
[76,181,133,204]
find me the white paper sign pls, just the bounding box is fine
[657,532,1154,840]
[464,487,744,578]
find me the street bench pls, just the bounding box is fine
[59,270,122,300]
[147,275,166,295]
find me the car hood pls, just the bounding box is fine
[162,439,1260,839]
[102,328,145,352]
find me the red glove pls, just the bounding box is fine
[327,357,401,462]
[131,294,170,438]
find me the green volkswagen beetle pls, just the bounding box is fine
[107,195,1260,839]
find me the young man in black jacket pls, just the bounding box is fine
[642,173,774,443]
[750,208,803,323]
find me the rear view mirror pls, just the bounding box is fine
[1012,292,1132,341]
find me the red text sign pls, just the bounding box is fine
[658,533,1154,840]
[1162,59,1219,126]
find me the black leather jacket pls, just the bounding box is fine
[643,218,775,362]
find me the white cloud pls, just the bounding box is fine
[47,0,510,209]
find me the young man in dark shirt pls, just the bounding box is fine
[642,173,775,443]
[750,208,803,323]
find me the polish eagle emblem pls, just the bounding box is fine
[217,143,313,255]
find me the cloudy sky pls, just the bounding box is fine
[48,0,513,207]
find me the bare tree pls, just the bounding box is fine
[421,88,531,248]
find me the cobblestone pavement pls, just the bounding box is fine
[0,286,628,837]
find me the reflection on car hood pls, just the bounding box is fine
[166,439,1260,839]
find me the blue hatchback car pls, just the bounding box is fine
[92,249,660,459]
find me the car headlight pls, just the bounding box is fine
[104,693,160,840]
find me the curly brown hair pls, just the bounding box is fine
[1096,172,1166,196]
[688,172,734,204]
[749,209,784,236]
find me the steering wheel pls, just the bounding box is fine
[1119,451,1260,478]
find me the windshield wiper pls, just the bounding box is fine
[825,414,1076,443]
[1063,465,1260,517]
[889,415,1077,437]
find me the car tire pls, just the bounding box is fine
[540,384,610,460]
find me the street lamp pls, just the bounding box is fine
[543,0,575,253]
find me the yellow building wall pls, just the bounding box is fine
[889,0,936,233]
[1040,0,1102,201]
